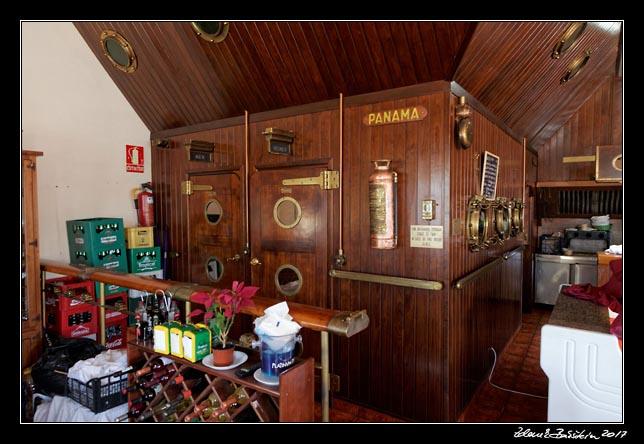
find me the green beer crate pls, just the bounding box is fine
[126,246,161,273]
[66,217,127,267]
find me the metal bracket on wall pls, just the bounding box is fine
[181,180,213,195]
[282,171,340,190]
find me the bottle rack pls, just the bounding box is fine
[126,327,314,422]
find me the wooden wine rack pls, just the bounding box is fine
[126,327,314,422]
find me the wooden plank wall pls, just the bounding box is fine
[150,82,527,422]
[332,91,450,421]
[151,123,246,282]
[537,75,622,182]
[447,93,524,420]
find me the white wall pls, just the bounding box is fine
[21,22,150,262]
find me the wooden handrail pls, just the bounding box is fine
[40,259,369,338]
[452,245,524,290]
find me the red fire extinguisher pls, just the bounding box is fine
[369,160,398,249]
[132,182,155,227]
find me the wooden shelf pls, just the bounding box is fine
[126,328,314,423]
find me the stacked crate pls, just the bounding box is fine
[66,217,129,297]
[45,277,97,339]
[125,226,163,326]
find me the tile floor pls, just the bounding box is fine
[316,307,551,423]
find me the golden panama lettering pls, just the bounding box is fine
[365,106,426,126]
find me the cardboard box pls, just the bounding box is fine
[126,246,161,273]
[182,323,211,363]
[45,276,94,311]
[125,226,155,248]
[66,218,127,268]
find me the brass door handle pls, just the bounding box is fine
[250,257,262,266]
[226,254,241,262]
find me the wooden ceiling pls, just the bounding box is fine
[74,21,621,149]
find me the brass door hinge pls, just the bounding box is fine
[181,180,213,195]
[282,170,339,190]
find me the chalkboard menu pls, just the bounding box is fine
[480,151,500,198]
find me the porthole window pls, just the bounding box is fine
[191,22,230,43]
[275,264,303,297]
[205,256,224,282]
[100,30,137,73]
[273,197,302,229]
[205,199,223,225]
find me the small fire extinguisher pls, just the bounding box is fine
[369,160,398,249]
[132,182,155,227]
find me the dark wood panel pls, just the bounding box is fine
[537,76,621,182]
[447,92,524,420]
[454,21,621,148]
[152,124,246,282]
[332,92,449,421]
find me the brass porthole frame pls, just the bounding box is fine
[511,199,524,236]
[552,22,587,59]
[205,255,224,283]
[273,196,302,229]
[560,50,591,84]
[191,22,230,43]
[274,264,303,297]
[204,198,223,226]
[493,198,512,244]
[100,30,137,73]
[467,195,490,252]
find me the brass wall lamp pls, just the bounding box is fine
[467,195,491,252]
[552,22,587,59]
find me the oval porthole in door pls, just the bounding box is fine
[273,196,302,229]
[205,256,224,283]
[204,199,223,225]
[275,264,303,297]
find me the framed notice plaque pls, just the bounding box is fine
[480,151,500,199]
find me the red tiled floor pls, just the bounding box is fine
[459,307,551,423]
[315,307,552,423]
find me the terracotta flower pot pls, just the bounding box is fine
[212,342,235,367]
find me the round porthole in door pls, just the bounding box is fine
[273,197,302,229]
[205,256,224,283]
[275,264,303,297]
[204,199,223,225]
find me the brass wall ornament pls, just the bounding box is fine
[455,96,473,149]
[467,195,491,252]
[191,22,230,43]
[560,50,591,84]
[100,30,138,73]
[510,199,524,237]
[493,198,512,244]
[552,22,587,59]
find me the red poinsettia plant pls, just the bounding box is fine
[188,281,259,348]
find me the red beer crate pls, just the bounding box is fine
[104,316,128,350]
[46,304,98,339]
[104,292,128,323]
[45,276,95,311]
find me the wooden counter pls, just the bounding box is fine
[596,252,622,286]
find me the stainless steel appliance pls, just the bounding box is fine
[534,253,598,305]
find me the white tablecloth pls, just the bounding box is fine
[33,395,128,423]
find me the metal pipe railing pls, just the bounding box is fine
[329,269,443,290]
[452,245,524,290]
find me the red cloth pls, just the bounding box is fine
[562,259,622,339]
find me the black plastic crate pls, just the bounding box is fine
[539,235,563,255]
[66,370,128,413]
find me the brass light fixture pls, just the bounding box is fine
[191,22,230,43]
[100,30,137,73]
[552,22,587,59]
[560,50,592,84]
